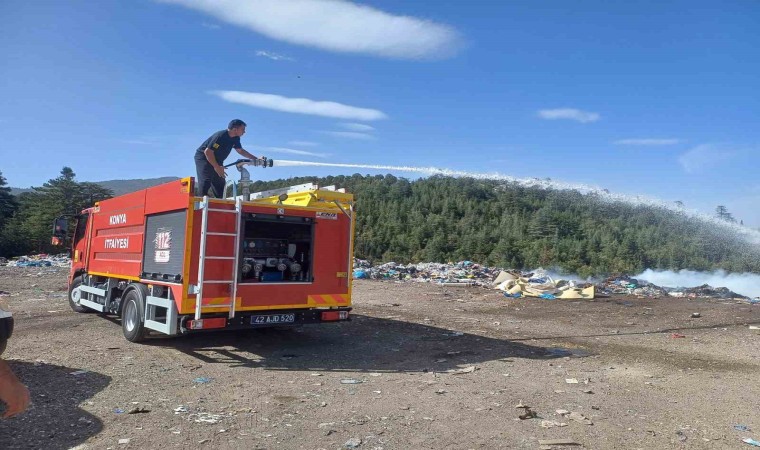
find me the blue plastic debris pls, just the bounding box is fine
[735,425,751,432]
[503,292,522,298]
[193,377,212,384]
[114,408,124,414]
[743,438,760,447]
[539,293,556,300]
[353,270,367,279]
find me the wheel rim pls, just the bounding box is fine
[71,286,82,304]
[124,299,137,332]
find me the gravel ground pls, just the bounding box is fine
[0,266,759,449]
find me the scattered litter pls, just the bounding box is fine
[515,402,537,420]
[193,377,212,384]
[3,253,70,267]
[344,437,362,449]
[567,411,593,425]
[173,406,188,414]
[541,420,567,428]
[690,312,701,318]
[750,326,759,330]
[565,378,579,384]
[127,407,150,414]
[735,425,751,432]
[188,412,224,424]
[448,366,477,375]
[743,438,760,447]
[556,410,593,425]
[70,370,89,376]
[340,379,363,384]
[582,389,594,394]
[671,333,686,339]
[114,408,124,414]
[538,439,580,446]
[118,439,131,445]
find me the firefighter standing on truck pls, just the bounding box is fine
[194,119,260,197]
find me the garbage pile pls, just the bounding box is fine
[352,259,500,286]
[1,253,71,268]
[493,270,595,299]
[353,259,752,301]
[667,284,747,300]
[596,276,670,298]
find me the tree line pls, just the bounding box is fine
[250,174,760,277]
[0,168,112,256]
[1,169,758,277]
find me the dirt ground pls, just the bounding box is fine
[0,266,758,450]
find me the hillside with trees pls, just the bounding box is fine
[249,174,760,277]
[2,169,758,277]
[0,168,113,256]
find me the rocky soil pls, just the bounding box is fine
[0,266,759,449]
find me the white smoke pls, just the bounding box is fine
[635,269,760,298]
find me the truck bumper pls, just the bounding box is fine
[181,307,352,333]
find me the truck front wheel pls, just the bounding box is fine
[121,289,146,342]
[68,276,90,313]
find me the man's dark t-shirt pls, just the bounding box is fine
[194,130,242,165]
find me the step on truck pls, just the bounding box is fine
[53,162,354,342]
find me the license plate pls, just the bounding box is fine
[251,314,295,325]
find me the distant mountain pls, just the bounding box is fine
[10,176,180,197]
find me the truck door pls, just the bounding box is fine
[72,213,91,268]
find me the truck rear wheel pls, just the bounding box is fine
[68,276,90,313]
[122,288,146,342]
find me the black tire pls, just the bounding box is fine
[121,288,147,343]
[68,276,90,313]
[0,315,12,355]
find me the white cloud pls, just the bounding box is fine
[678,144,735,174]
[287,140,319,147]
[614,138,682,146]
[537,108,600,123]
[210,90,387,121]
[255,50,295,61]
[255,146,329,158]
[339,122,375,132]
[201,22,220,29]
[321,131,375,140]
[158,0,462,60]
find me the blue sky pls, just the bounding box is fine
[1,0,759,226]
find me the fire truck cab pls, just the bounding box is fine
[56,176,354,342]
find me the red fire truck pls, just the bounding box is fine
[53,163,354,342]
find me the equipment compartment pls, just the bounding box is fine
[240,213,314,283]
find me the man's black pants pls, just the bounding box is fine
[195,158,225,198]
